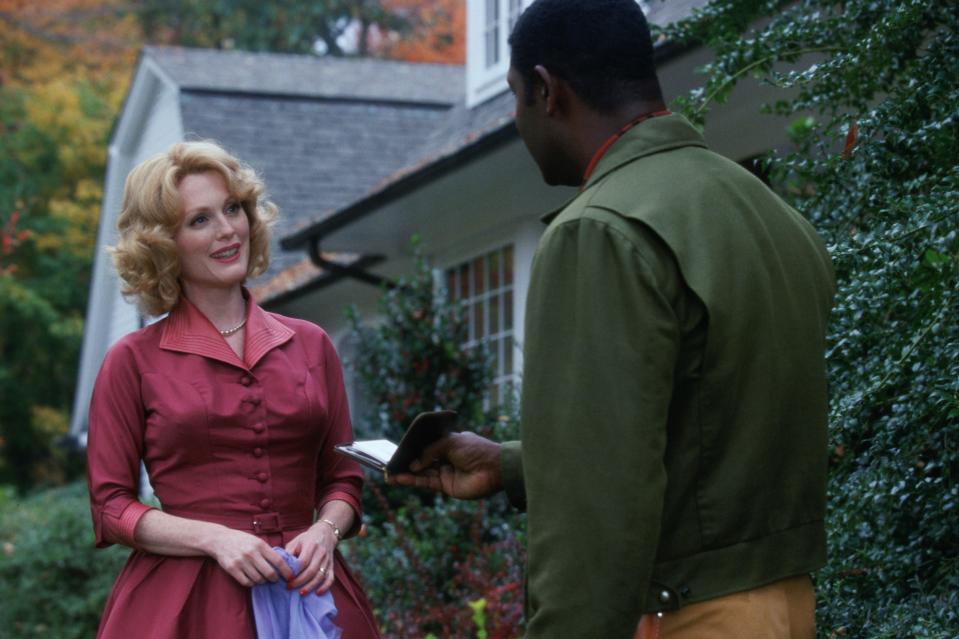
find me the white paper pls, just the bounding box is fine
[350,439,398,464]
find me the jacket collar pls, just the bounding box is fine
[540,114,707,225]
[160,289,295,370]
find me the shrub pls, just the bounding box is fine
[341,488,526,639]
[345,245,526,637]
[0,481,128,638]
[346,240,493,444]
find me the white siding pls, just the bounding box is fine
[68,58,184,438]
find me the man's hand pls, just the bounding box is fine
[389,431,503,500]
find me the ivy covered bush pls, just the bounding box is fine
[346,247,526,638]
[663,1,958,635]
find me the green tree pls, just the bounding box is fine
[661,1,958,634]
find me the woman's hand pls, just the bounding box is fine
[285,522,338,595]
[209,527,293,587]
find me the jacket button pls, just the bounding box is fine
[253,423,265,434]
[249,397,261,406]
[240,375,253,386]
[259,498,272,509]
[257,472,269,483]
[659,590,672,605]
[253,447,264,458]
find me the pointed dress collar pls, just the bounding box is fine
[159,289,295,370]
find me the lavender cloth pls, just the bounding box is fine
[251,548,342,639]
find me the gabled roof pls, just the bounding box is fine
[135,47,464,298]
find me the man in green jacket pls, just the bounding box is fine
[393,1,835,636]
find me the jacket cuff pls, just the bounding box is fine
[500,440,526,511]
[114,501,154,548]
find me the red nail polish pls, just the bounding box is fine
[299,589,308,596]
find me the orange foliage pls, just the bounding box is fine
[0,0,138,257]
[0,0,138,87]
[378,0,465,64]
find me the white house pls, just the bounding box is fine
[71,0,795,438]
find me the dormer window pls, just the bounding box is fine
[468,0,533,106]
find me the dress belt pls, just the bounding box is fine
[161,507,314,535]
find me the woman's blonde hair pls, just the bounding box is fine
[110,140,278,316]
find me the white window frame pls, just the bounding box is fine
[466,0,534,107]
[443,244,518,407]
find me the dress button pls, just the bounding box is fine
[259,498,272,509]
[253,447,264,458]
[253,423,265,434]
[257,472,269,483]
[240,375,253,386]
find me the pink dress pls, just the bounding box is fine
[86,295,380,638]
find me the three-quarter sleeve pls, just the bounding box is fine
[314,334,364,536]
[86,339,154,548]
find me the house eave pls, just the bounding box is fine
[281,121,517,250]
[279,38,695,254]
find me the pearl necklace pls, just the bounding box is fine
[218,317,247,336]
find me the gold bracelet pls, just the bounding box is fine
[320,518,341,540]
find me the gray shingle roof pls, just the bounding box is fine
[146,46,464,105]
[179,92,451,281]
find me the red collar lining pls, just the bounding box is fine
[581,110,671,190]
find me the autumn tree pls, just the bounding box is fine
[134,0,464,62]
[0,0,138,489]
[375,0,465,64]
[136,0,406,56]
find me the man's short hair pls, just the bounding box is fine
[509,0,663,113]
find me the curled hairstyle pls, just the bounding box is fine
[110,140,278,316]
[509,0,663,113]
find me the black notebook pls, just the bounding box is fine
[334,410,458,477]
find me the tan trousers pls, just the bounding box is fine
[635,575,815,639]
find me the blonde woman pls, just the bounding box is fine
[87,141,380,638]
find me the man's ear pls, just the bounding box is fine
[533,65,562,116]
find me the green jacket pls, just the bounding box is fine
[503,114,835,638]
